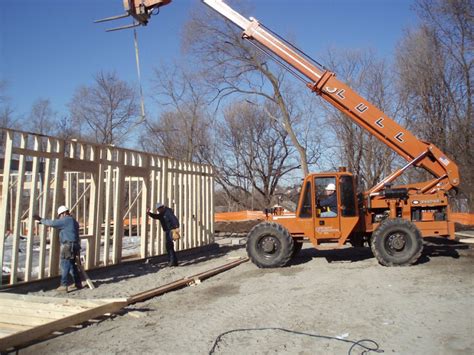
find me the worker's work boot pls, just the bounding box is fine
[69,283,83,291]
[56,285,68,293]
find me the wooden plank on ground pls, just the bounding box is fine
[128,257,249,304]
[0,258,248,350]
[0,293,120,308]
[0,295,128,351]
[0,323,31,332]
[0,305,78,318]
[0,330,16,337]
[0,314,58,327]
[0,298,90,313]
[77,255,95,289]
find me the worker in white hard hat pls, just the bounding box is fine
[320,183,338,218]
[33,206,82,292]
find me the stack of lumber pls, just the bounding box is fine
[0,293,127,352]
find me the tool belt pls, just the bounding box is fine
[60,242,80,260]
[171,228,181,241]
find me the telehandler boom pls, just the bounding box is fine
[100,0,461,267]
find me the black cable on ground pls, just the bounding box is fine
[208,327,384,355]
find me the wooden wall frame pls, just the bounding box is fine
[0,128,214,286]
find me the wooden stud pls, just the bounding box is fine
[10,134,27,284]
[140,165,150,258]
[173,161,179,251]
[156,159,163,255]
[87,149,97,269]
[93,147,105,268]
[196,165,205,247]
[209,166,215,244]
[112,150,124,264]
[128,177,132,239]
[177,162,184,250]
[201,166,206,246]
[193,163,198,248]
[48,139,64,277]
[185,163,191,250]
[38,138,53,279]
[149,167,157,256]
[75,173,79,223]
[204,165,210,244]
[65,173,72,212]
[187,163,193,249]
[0,130,14,285]
[103,148,114,266]
[82,173,87,236]
[183,162,189,250]
[25,136,40,282]
[160,158,169,255]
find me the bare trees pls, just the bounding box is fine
[183,4,317,177]
[142,65,212,162]
[0,80,18,130]
[69,71,140,145]
[144,62,303,209]
[214,101,300,209]
[321,49,399,191]
[28,99,57,136]
[0,81,20,153]
[396,0,473,208]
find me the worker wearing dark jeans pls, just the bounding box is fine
[147,202,180,266]
[34,206,82,292]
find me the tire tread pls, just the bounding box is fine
[246,222,294,268]
[371,218,423,266]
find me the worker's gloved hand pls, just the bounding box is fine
[146,207,150,214]
[32,214,42,222]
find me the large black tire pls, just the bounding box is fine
[246,222,294,268]
[371,218,423,266]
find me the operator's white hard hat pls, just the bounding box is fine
[325,183,336,191]
[156,202,165,209]
[57,205,69,216]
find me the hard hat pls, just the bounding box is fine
[156,202,164,209]
[57,205,69,216]
[325,183,336,191]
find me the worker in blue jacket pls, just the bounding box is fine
[147,202,180,266]
[34,206,82,292]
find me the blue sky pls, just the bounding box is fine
[0,0,418,123]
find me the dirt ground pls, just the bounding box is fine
[8,237,474,355]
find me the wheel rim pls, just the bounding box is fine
[257,235,281,260]
[384,231,411,256]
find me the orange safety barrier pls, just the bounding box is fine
[215,211,266,222]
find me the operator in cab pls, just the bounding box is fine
[320,183,337,217]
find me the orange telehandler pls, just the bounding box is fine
[99,0,461,267]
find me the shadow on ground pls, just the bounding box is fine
[417,237,472,264]
[288,237,472,267]
[289,246,373,266]
[1,244,245,294]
